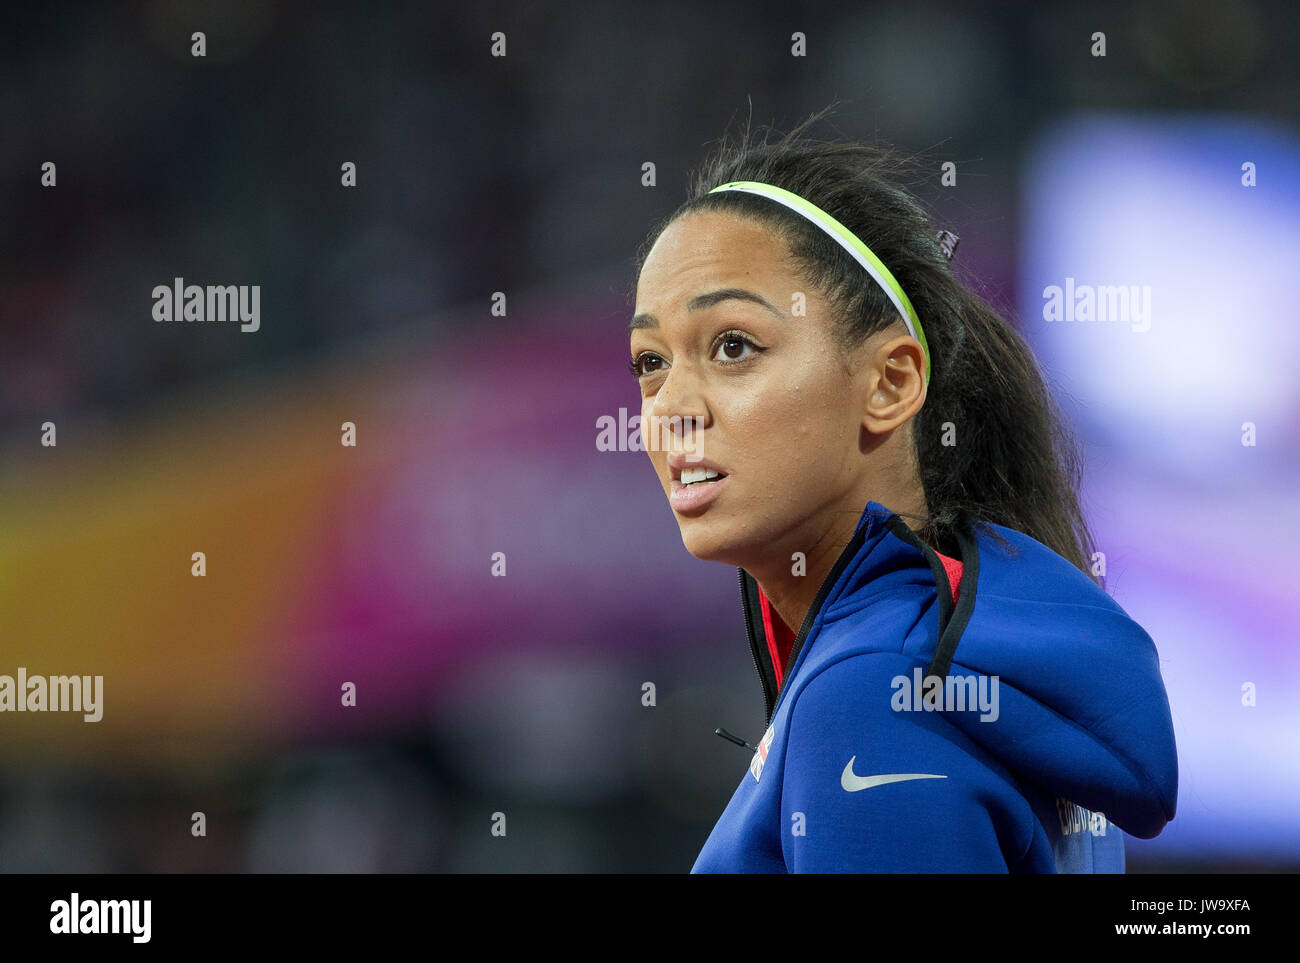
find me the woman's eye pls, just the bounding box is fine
[712,334,757,363]
[630,335,759,377]
[630,353,665,377]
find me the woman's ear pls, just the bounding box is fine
[861,333,927,435]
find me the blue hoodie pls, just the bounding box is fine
[691,500,1178,873]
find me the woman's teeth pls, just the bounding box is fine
[681,467,723,487]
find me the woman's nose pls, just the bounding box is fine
[646,371,709,452]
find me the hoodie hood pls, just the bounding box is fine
[739,499,1178,841]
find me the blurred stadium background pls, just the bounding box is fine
[1,0,1297,871]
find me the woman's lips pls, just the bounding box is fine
[669,473,729,514]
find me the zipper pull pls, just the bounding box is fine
[715,727,757,752]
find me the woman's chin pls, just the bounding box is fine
[677,524,746,566]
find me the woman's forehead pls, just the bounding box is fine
[637,212,796,307]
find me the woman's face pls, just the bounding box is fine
[630,209,878,568]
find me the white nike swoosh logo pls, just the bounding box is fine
[840,756,948,792]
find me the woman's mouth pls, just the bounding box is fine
[669,469,729,514]
[680,466,724,487]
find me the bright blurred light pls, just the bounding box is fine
[1020,114,1300,477]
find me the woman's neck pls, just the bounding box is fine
[749,497,932,635]
[748,509,861,638]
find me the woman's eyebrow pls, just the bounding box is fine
[629,288,784,333]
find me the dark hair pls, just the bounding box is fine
[632,105,1102,588]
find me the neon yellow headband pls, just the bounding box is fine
[706,180,931,383]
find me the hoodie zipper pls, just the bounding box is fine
[739,517,874,729]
